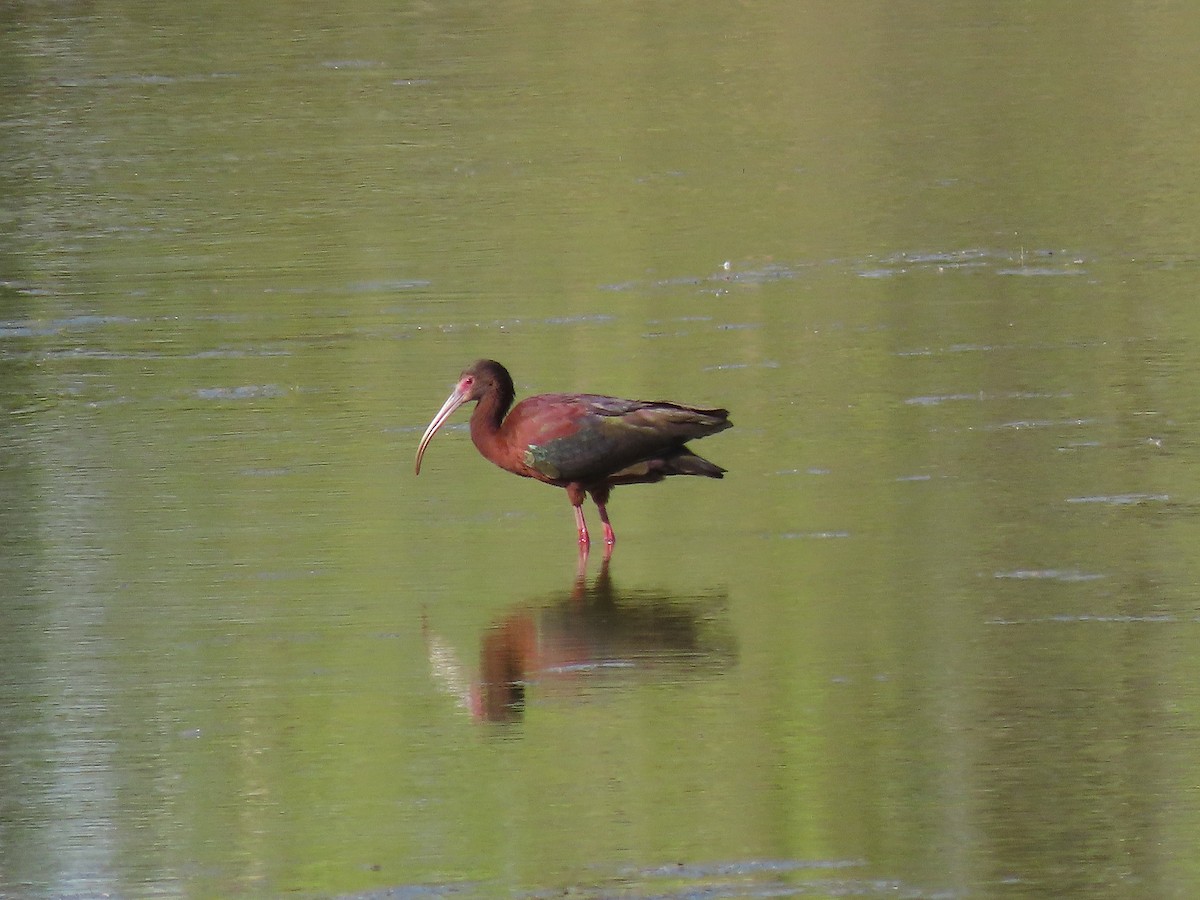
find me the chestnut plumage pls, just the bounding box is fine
[415,359,731,551]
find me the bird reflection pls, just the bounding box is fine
[423,559,735,724]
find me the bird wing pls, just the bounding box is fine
[508,394,729,483]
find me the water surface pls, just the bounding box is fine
[4,2,1200,898]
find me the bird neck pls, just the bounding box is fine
[469,382,515,465]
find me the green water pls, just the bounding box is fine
[4,2,1200,897]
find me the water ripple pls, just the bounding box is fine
[906,391,1072,406]
[194,385,285,401]
[992,569,1106,582]
[1065,493,1170,505]
[988,614,1178,625]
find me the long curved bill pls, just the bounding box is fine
[414,385,470,475]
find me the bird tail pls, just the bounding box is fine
[662,446,725,478]
[607,446,725,484]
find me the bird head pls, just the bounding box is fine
[414,360,513,475]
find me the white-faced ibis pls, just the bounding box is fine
[414,359,731,552]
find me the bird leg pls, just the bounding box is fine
[567,484,590,548]
[597,503,614,547]
[589,486,615,549]
[573,505,590,548]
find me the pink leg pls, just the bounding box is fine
[588,485,615,548]
[566,484,590,548]
[587,486,615,558]
[573,504,590,548]
[596,501,615,547]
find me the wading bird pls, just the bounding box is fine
[414,359,731,553]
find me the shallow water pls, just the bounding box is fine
[4,2,1200,898]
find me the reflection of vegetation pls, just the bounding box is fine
[425,558,735,724]
[0,262,48,900]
